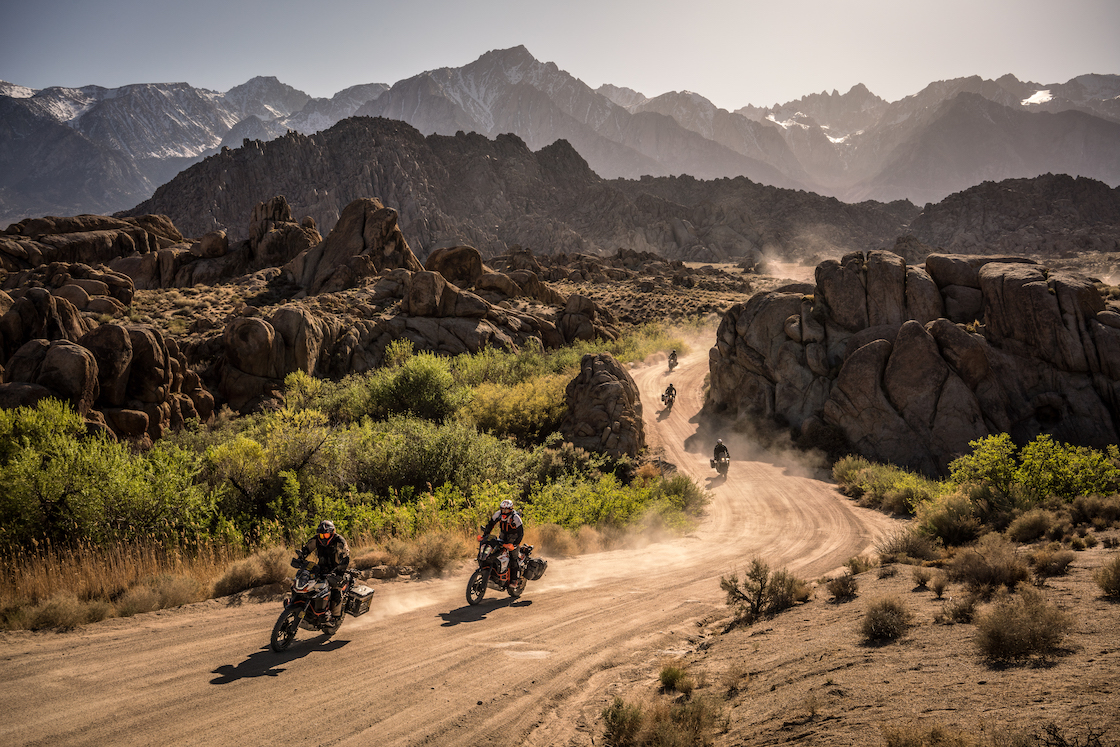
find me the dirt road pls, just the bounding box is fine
[0,349,900,747]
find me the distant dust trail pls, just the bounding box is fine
[0,344,900,747]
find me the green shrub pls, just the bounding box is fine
[861,596,912,641]
[659,665,694,695]
[465,375,567,444]
[832,455,871,493]
[1095,554,1120,597]
[602,697,644,747]
[876,528,942,562]
[1015,436,1120,502]
[948,433,1018,499]
[974,587,1072,663]
[946,533,1030,597]
[827,572,859,600]
[1029,548,1076,578]
[1006,508,1057,543]
[721,558,809,624]
[917,491,981,546]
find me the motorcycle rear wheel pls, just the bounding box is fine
[466,568,488,606]
[270,607,300,652]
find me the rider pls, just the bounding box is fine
[481,499,525,586]
[713,438,730,462]
[297,520,351,620]
[663,382,677,402]
[668,349,678,364]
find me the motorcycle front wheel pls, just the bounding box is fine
[466,568,488,606]
[270,607,300,652]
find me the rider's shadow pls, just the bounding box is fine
[439,599,532,627]
[657,407,673,421]
[705,474,727,488]
[210,639,349,684]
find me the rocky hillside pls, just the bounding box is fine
[708,250,1120,474]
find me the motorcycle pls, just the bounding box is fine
[661,390,676,411]
[466,533,548,606]
[668,353,678,370]
[270,558,376,652]
[711,455,730,477]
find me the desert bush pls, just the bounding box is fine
[1029,548,1076,578]
[403,531,470,574]
[833,459,940,515]
[1007,508,1058,543]
[721,661,750,696]
[212,546,291,597]
[533,523,579,557]
[602,697,645,747]
[845,554,876,575]
[861,596,912,641]
[721,558,809,624]
[1094,554,1120,597]
[948,433,1019,500]
[931,572,948,599]
[911,567,932,588]
[465,375,567,444]
[659,664,694,695]
[946,534,1030,597]
[917,491,981,546]
[1070,494,1120,527]
[832,455,872,493]
[9,593,115,631]
[876,528,942,563]
[115,584,162,617]
[878,564,898,578]
[602,695,725,747]
[974,586,1072,663]
[935,593,978,624]
[827,572,859,600]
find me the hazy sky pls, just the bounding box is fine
[2,0,1118,110]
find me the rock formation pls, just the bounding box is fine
[560,353,644,460]
[708,250,1120,474]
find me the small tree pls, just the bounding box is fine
[721,558,809,624]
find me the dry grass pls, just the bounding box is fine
[1094,553,1120,597]
[827,571,859,601]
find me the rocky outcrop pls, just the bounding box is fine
[559,353,644,460]
[0,214,180,273]
[285,197,422,294]
[708,249,1120,475]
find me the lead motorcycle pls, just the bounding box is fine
[270,558,376,652]
[711,455,730,477]
[661,390,676,412]
[466,532,548,605]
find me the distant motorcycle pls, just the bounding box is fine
[270,558,375,652]
[466,532,547,605]
[711,455,730,477]
[661,391,676,411]
[668,353,678,370]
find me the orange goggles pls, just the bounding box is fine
[319,532,332,540]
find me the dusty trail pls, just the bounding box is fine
[0,348,899,747]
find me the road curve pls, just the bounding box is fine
[0,348,900,747]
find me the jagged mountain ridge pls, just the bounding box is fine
[3,49,1119,226]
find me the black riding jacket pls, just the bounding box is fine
[714,444,730,460]
[299,533,351,576]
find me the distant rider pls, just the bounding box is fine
[297,520,351,620]
[663,382,677,402]
[713,438,730,462]
[668,350,678,366]
[481,499,525,586]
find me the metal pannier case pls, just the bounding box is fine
[345,585,375,617]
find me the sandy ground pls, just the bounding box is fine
[0,349,905,746]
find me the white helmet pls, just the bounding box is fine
[500,499,514,512]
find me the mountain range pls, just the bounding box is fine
[2,45,1119,228]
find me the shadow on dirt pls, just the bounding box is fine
[439,599,533,627]
[210,639,350,684]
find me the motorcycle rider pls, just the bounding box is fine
[668,349,678,366]
[713,438,730,463]
[297,519,351,620]
[481,499,525,586]
[663,382,677,403]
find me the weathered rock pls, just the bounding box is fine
[78,324,133,407]
[425,245,484,289]
[560,353,644,459]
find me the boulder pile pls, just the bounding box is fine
[559,353,644,460]
[708,250,1120,474]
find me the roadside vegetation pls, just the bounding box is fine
[0,325,706,630]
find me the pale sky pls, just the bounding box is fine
[2,0,1118,110]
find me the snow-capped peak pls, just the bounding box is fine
[1022,89,1053,106]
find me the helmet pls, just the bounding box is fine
[716,439,723,445]
[500,499,514,514]
[317,520,336,542]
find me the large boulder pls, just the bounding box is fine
[709,250,1120,474]
[560,353,644,460]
